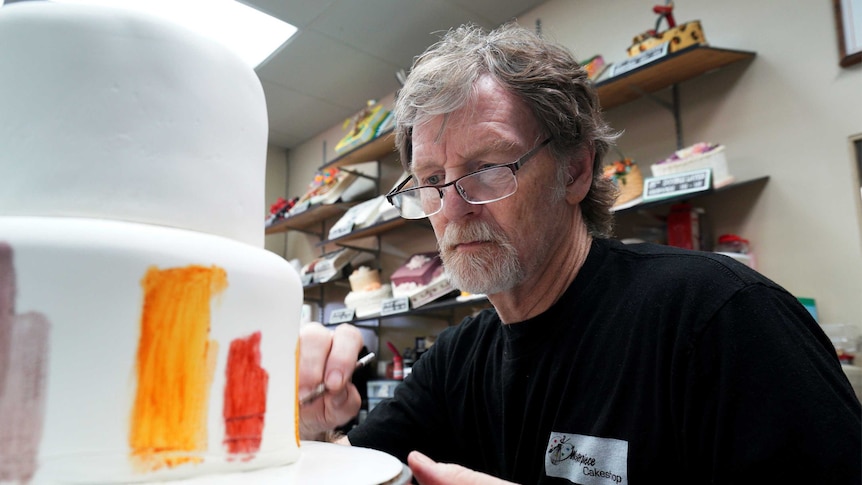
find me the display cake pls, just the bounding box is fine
[344,267,393,318]
[300,248,367,286]
[602,158,644,211]
[0,3,303,483]
[626,3,707,57]
[327,195,400,240]
[286,161,377,216]
[390,253,456,308]
[650,142,734,188]
[334,100,392,155]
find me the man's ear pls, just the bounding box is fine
[565,145,594,204]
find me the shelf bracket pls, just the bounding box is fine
[628,83,684,150]
[337,241,382,257]
[303,285,324,305]
[338,166,379,183]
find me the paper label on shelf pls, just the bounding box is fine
[642,169,712,201]
[328,221,355,240]
[409,277,456,308]
[291,201,310,215]
[329,308,355,324]
[380,297,410,316]
[610,42,670,77]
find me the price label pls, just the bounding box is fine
[380,297,410,316]
[609,42,670,77]
[642,169,712,202]
[328,222,355,240]
[411,277,456,308]
[329,308,355,324]
[291,201,310,215]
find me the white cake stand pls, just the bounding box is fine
[170,441,410,485]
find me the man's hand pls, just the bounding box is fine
[408,451,519,485]
[298,322,363,440]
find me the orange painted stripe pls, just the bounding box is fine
[130,265,226,472]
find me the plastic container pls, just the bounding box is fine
[715,234,750,254]
[392,355,404,380]
[367,380,400,411]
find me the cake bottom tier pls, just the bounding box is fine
[0,217,302,483]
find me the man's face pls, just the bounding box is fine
[409,76,565,295]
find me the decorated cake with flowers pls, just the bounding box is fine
[293,167,342,206]
[602,158,644,210]
[287,162,377,215]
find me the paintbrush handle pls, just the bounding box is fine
[299,352,376,407]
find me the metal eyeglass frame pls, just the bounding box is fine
[385,137,552,219]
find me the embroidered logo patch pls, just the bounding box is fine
[545,432,628,484]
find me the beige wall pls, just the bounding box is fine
[263,145,289,258]
[518,0,862,326]
[269,0,862,333]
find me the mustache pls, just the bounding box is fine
[439,220,504,250]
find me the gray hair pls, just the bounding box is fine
[394,22,620,238]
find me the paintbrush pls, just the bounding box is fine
[299,352,375,407]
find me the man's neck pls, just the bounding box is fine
[488,219,592,324]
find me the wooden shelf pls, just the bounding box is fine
[303,277,349,291]
[324,294,490,327]
[308,46,754,177]
[595,45,756,109]
[612,175,769,214]
[316,217,413,247]
[265,202,357,235]
[321,129,396,170]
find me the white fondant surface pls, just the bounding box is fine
[1,217,301,483]
[0,3,268,247]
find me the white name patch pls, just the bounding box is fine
[545,432,628,485]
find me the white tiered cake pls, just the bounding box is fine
[0,3,302,483]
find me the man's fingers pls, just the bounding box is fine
[297,323,364,440]
[324,383,361,424]
[298,322,332,392]
[408,451,518,485]
[324,324,364,391]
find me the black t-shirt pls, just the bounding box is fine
[348,239,861,484]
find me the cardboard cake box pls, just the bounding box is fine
[390,252,457,308]
[390,252,444,288]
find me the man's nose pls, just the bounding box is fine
[439,183,478,220]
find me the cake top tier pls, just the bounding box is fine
[0,3,268,247]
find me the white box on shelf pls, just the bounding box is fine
[650,144,734,188]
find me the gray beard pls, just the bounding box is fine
[438,220,523,295]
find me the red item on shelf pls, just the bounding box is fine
[716,234,750,254]
[386,341,403,380]
[666,203,701,250]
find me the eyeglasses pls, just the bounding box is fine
[386,138,552,219]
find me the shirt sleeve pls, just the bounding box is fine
[681,282,861,483]
[347,323,461,464]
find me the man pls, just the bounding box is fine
[299,23,861,484]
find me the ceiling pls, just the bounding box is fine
[243,0,547,150]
